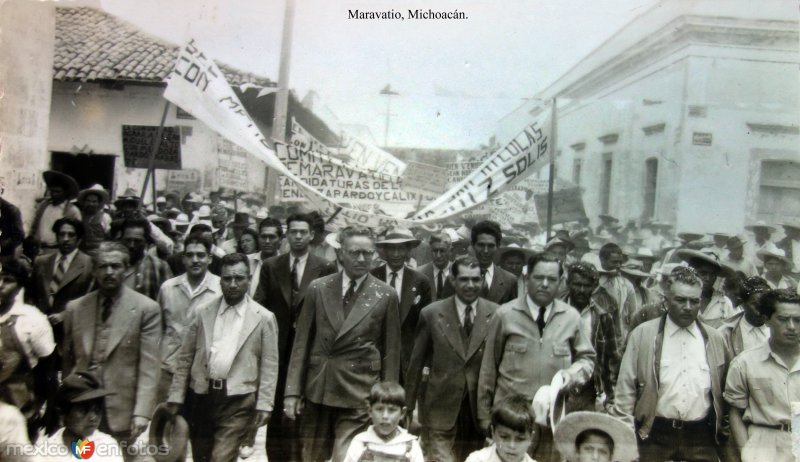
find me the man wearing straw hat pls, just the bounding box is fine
[77,184,112,251]
[676,248,738,328]
[28,171,82,254]
[722,235,759,278]
[757,245,797,291]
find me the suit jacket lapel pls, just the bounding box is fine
[323,273,345,333]
[80,293,98,359]
[295,256,320,307]
[104,291,135,359]
[234,301,260,355]
[336,275,381,341]
[201,299,220,359]
[466,299,492,359]
[42,253,56,293]
[399,271,414,324]
[59,252,88,290]
[276,254,293,307]
[438,298,466,360]
[488,268,506,301]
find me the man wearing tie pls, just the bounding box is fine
[471,220,518,305]
[371,227,432,375]
[406,255,499,462]
[284,226,401,462]
[417,232,454,301]
[254,213,336,461]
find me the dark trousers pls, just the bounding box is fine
[186,388,255,462]
[637,417,719,462]
[424,394,483,462]
[264,366,301,461]
[298,401,370,462]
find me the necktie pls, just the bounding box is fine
[436,270,444,299]
[390,272,398,292]
[536,304,546,336]
[49,255,67,301]
[290,258,300,305]
[464,304,474,336]
[480,269,489,298]
[101,297,113,323]
[343,280,357,316]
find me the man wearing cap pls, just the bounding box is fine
[478,252,595,461]
[77,184,112,252]
[118,218,173,301]
[417,232,455,301]
[611,267,730,462]
[284,226,401,462]
[167,253,278,462]
[371,227,432,374]
[28,171,82,254]
[718,276,771,357]
[35,371,123,462]
[0,259,57,436]
[471,221,518,305]
[758,245,797,291]
[725,289,799,462]
[723,236,759,278]
[677,248,738,328]
[61,242,161,455]
[253,213,336,462]
[598,243,639,343]
[406,256,499,462]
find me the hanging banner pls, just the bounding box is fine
[336,131,407,176]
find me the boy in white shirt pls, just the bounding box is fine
[466,395,537,462]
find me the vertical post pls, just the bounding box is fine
[151,169,157,212]
[140,100,171,201]
[546,98,557,241]
[384,93,391,147]
[266,0,296,205]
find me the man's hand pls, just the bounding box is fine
[131,416,149,437]
[164,402,181,416]
[283,397,301,420]
[48,313,64,325]
[558,370,576,390]
[253,411,270,428]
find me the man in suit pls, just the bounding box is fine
[166,253,279,462]
[284,225,401,462]
[478,252,595,461]
[471,220,518,305]
[371,227,432,374]
[254,213,336,462]
[417,231,454,301]
[61,242,161,457]
[406,255,499,462]
[30,217,94,317]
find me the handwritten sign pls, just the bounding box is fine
[217,137,249,191]
[121,125,182,169]
[534,187,586,225]
[402,161,449,195]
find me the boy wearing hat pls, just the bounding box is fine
[36,371,122,462]
[28,171,82,253]
[553,411,637,462]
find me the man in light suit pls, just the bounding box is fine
[284,226,401,462]
[371,227,432,375]
[253,213,336,462]
[30,217,94,317]
[417,231,454,301]
[61,242,161,457]
[471,220,518,305]
[166,253,278,462]
[406,255,499,462]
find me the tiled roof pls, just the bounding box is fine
[54,7,274,87]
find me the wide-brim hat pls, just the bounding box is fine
[620,260,652,279]
[230,212,251,228]
[598,214,618,223]
[377,227,420,247]
[554,412,638,462]
[545,236,575,253]
[676,249,734,277]
[114,188,141,207]
[710,232,734,240]
[745,221,776,233]
[58,371,114,405]
[42,170,80,199]
[630,246,656,260]
[77,184,109,205]
[495,244,536,263]
[757,245,792,267]
[780,218,800,232]
[677,232,704,243]
[149,404,189,462]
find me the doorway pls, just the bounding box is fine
[50,152,116,196]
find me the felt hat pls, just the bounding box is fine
[377,227,420,247]
[42,170,79,199]
[554,412,638,462]
[745,220,776,233]
[77,184,110,206]
[598,214,619,223]
[676,248,734,277]
[620,260,652,279]
[726,235,746,249]
[495,244,536,263]
[230,212,251,228]
[114,188,141,207]
[149,404,190,462]
[677,232,704,243]
[58,371,114,405]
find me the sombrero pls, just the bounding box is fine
[780,218,800,232]
[745,221,776,233]
[377,227,420,247]
[554,412,638,462]
[42,171,79,199]
[676,248,735,277]
[495,244,536,263]
[757,245,792,267]
[149,404,190,462]
[620,260,652,279]
[77,184,109,206]
[677,232,704,243]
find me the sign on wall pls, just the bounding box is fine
[534,187,587,224]
[121,125,182,169]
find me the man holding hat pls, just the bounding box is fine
[28,171,82,253]
[35,371,123,462]
[372,227,432,375]
[77,184,112,252]
[677,248,738,328]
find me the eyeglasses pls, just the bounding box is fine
[344,249,375,260]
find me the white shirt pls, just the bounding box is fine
[454,296,476,327]
[433,264,450,297]
[208,297,247,379]
[385,266,405,294]
[483,263,495,288]
[53,248,79,275]
[740,316,770,351]
[526,295,553,325]
[0,302,55,368]
[656,317,712,421]
[247,253,262,296]
[342,272,368,297]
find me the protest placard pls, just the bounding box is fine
[533,186,587,224]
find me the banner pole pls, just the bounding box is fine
[140,100,172,202]
[546,97,557,241]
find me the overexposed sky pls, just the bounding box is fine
[99,0,661,148]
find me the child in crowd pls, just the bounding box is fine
[343,381,424,462]
[466,395,537,462]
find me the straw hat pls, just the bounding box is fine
[745,220,776,233]
[42,170,79,199]
[377,227,421,247]
[757,245,792,267]
[77,184,109,206]
[676,248,734,277]
[149,404,190,462]
[554,412,638,462]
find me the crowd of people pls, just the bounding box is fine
[0,169,798,462]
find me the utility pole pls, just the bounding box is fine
[380,84,398,147]
[266,0,296,204]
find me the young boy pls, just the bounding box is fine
[466,395,537,462]
[343,381,424,462]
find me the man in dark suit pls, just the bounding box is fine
[406,255,499,462]
[254,213,336,462]
[61,242,161,458]
[284,226,401,462]
[471,220,518,304]
[371,227,432,374]
[417,231,454,301]
[30,217,94,317]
